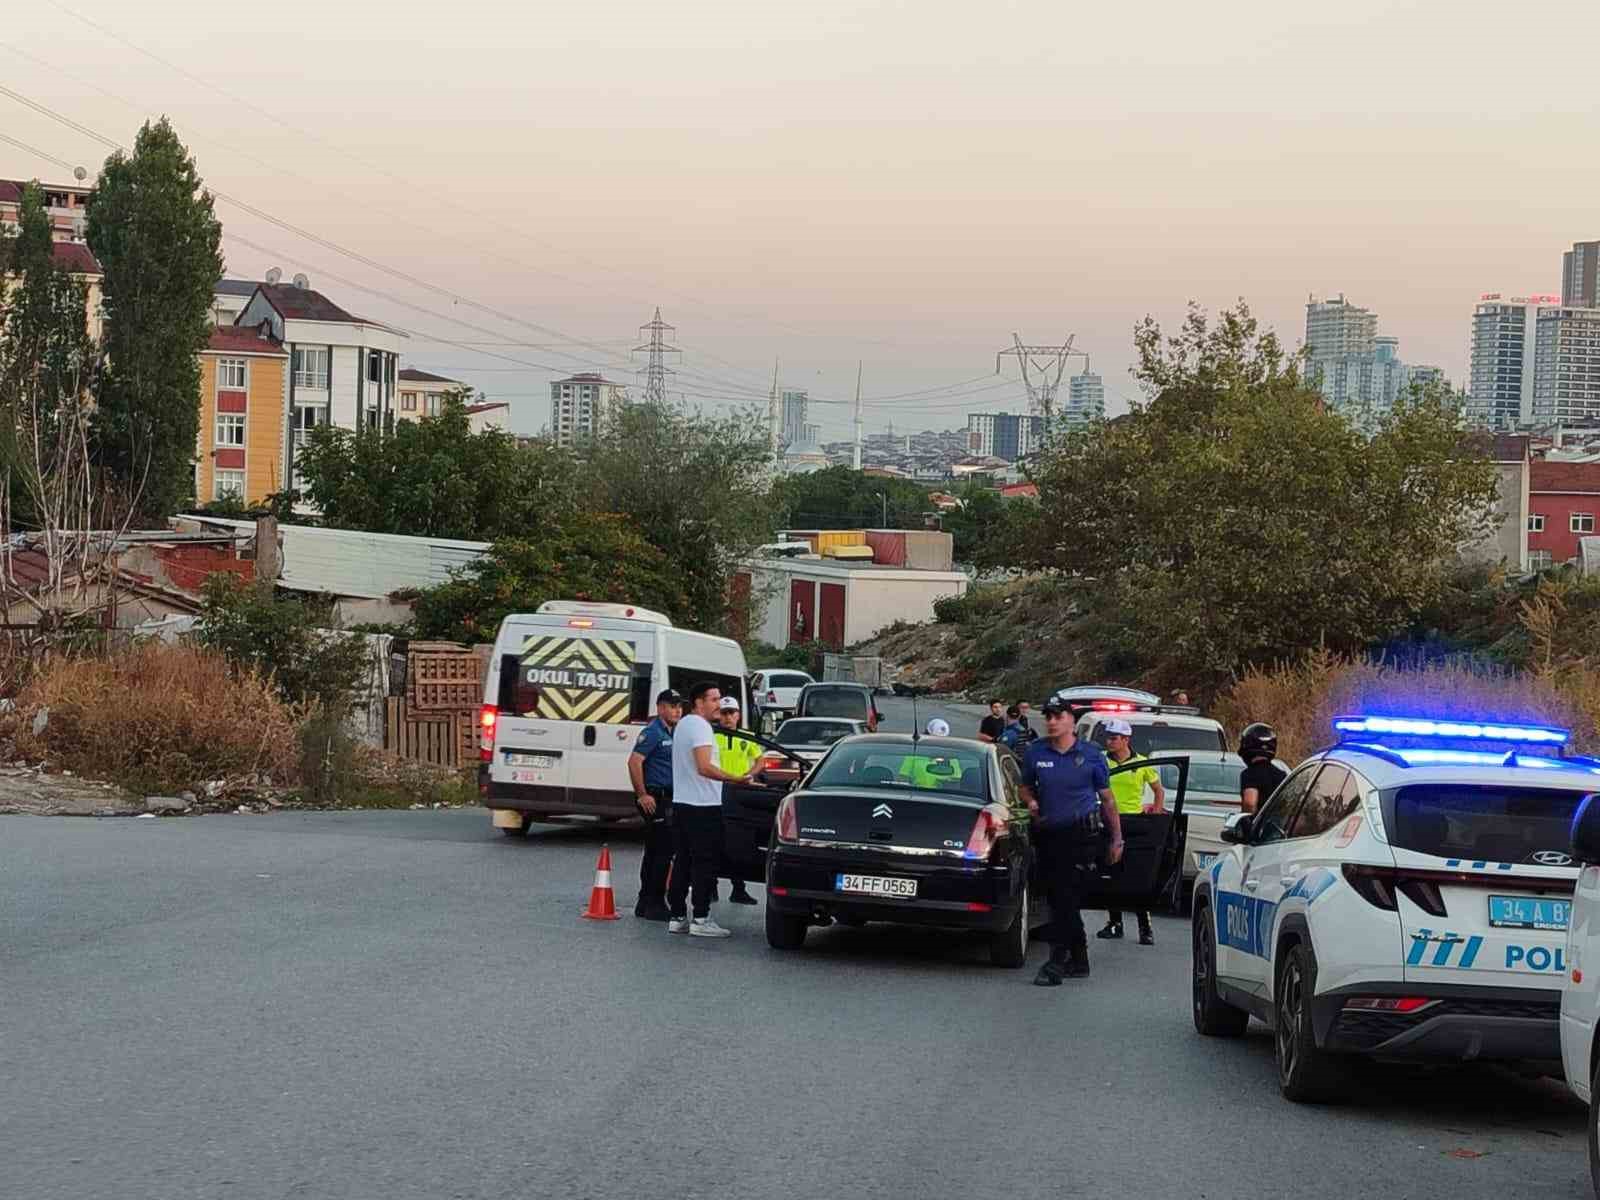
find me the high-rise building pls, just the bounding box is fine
[1532,307,1600,428]
[1467,295,1556,430]
[967,412,1044,462]
[549,372,624,447]
[780,389,809,448]
[1305,294,1378,364]
[1563,241,1600,308]
[1063,372,1105,424]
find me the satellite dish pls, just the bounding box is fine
[73,166,87,182]
[264,267,282,285]
[292,273,309,289]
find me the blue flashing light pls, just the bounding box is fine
[1347,745,1600,773]
[1332,714,1569,747]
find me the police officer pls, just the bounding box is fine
[628,688,683,921]
[1020,698,1124,985]
[714,695,760,905]
[1096,717,1165,946]
[1238,722,1285,814]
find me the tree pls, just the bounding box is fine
[577,401,773,633]
[0,183,101,611]
[293,398,577,539]
[942,480,1034,570]
[774,465,931,530]
[87,118,223,520]
[1025,301,1499,687]
[412,512,688,644]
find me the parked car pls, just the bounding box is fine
[795,682,882,731]
[1196,713,1587,1103]
[751,669,815,726]
[758,717,867,784]
[1078,708,1226,756]
[1558,795,1600,1195]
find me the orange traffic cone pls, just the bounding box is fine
[582,844,621,920]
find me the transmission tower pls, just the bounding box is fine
[995,333,1087,427]
[632,307,682,405]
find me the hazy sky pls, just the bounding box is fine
[4,0,1598,437]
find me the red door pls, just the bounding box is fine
[819,583,846,649]
[790,579,815,643]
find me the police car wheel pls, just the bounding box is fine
[991,882,1029,968]
[1274,943,1347,1103]
[1588,1055,1600,1197]
[765,904,808,950]
[1191,903,1247,1038]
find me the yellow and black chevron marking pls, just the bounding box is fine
[520,635,635,673]
[533,688,631,725]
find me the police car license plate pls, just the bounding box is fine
[1195,852,1217,871]
[505,753,557,769]
[1488,895,1570,931]
[835,874,917,899]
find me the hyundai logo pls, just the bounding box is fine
[1532,850,1574,866]
[871,803,893,819]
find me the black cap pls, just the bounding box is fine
[657,689,684,705]
[1040,700,1070,717]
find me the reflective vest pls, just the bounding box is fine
[1106,752,1159,814]
[716,728,761,776]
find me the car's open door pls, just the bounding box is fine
[1080,755,1190,913]
[722,731,812,883]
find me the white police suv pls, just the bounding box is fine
[1192,714,1592,1103]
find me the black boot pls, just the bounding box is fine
[1138,921,1154,946]
[1064,944,1091,978]
[1034,950,1069,987]
[1096,921,1124,940]
[634,898,671,922]
[730,882,758,906]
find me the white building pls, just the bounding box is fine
[967,412,1043,461]
[1533,306,1600,428]
[212,279,260,327]
[549,372,625,447]
[1467,294,1556,430]
[740,558,968,650]
[1305,294,1377,363]
[1063,372,1105,424]
[234,281,406,490]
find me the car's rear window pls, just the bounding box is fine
[776,719,856,746]
[809,745,988,799]
[767,672,811,688]
[1391,784,1589,866]
[1155,760,1240,797]
[803,690,870,719]
[1127,725,1225,755]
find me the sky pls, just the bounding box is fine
[3,0,1598,438]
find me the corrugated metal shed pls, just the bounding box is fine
[188,518,488,599]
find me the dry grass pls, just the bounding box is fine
[5,642,302,794]
[1212,648,1599,764]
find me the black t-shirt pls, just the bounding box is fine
[979,715,1005,741]
[1240,759,1287,805]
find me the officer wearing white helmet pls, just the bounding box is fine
[926,718,950,737]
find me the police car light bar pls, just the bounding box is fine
[1332,715,1569,747]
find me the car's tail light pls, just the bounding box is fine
[479,704,498,762]
[964,803,1009,860]
[775,794,799,843]
[1341,862,1398,911]
[1397,878,1448,917]
[1343,996,1435,1014]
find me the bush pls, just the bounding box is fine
[744,639,823,671]
[6,642,301,793]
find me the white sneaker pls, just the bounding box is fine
[689,917,732,939]
[667,917,690,934]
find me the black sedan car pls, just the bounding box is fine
[762,734,1194,968]
[763,734,1032,966]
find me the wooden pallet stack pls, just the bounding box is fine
[385,642,491,767]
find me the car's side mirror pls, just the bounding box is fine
[1219,812,1253,845]
[1572,795,1600,863]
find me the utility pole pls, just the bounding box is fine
[632,307,681,405]
[995,332,1087,433]
[852,360,863,471]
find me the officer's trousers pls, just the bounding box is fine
[1036,827,1099,960]
[637,789,673,905]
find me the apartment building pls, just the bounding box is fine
[232,281,405,488]
[1467,295,1558,430]
[397,368,464,420]
[548,372,624,446]
[196,323,289,505]
[1531,307,1600,428]
[0,178,90,241]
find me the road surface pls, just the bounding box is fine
[4,799,1588,1199]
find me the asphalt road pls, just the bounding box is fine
[4,796,1590,1200]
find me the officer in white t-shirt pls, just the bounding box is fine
[667,681,755,938]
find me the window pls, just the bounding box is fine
[808,743,988,799]
[217,358,247,390]
[215,413,245,447]
[1251,763,1317,845]
[1286,765,1360,840]
[293,346,329,389]
[424,394,440,416]
[1530,549,1554,570]
[1574,513,1595,533]
[1392,784,1587,865]
[1528,514,1546,533]
[401,391,417,412]
[367,351,383,383]
[213,469,244,499]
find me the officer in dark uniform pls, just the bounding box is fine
[627,688,683,921]
[1020,698,1124,985]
